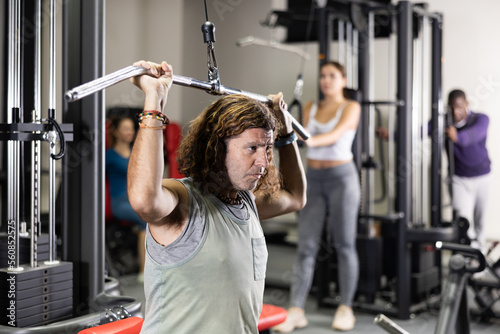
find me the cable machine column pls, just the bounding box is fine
[30,0,42,268]
[412,17,422,226]
[317,3,331,82]
[357,9,375,217]
[395,0,413,319]
[430,14,444,227]
[6,0,23,273]
[45,0,59,266]
[420,15,431,226]
[62,0,106,312]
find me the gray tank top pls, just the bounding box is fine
[306,102,356,161]
[140,178,267,334]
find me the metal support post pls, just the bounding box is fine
[62,0,106,312]
[430,14,443,227]
[395,0,413,319]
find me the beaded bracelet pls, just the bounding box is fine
[139,123,167,130]
[137,110,170,125]
[274,132,298,148]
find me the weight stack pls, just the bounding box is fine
[0,233,50,266]
[356,236,382,302]
[0,262,73,327]
[410,243,440,303]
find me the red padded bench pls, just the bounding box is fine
[78,303,286,334]
[258,303,287,333]
[78,317,144,334]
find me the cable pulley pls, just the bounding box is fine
[201,21,220,94]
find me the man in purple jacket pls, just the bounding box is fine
[446,89,491,252]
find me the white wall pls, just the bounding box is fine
[105,0,184,120]
[105,0,500,240]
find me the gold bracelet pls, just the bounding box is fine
[139,123,167,130]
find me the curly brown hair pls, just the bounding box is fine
[177,94,283,198]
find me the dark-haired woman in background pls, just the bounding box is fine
[274,61,361,332]
[106,116,147,282]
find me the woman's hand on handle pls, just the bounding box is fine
[130,60,173,112]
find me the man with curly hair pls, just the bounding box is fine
[127,60,306,333]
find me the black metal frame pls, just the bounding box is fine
[276,0,448,319]
[61,0,106,313]
[430,13,444,228]
[0,1,143,332]
[394,1,413,318]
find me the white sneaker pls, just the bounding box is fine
[332,305,355,331]
[272,307,308,333]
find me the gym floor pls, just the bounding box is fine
[118,243,500,333]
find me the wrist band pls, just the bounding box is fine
[139,123,167,130]
[276,130,295,140]
[274,132,297,148]
[137,110,170,125]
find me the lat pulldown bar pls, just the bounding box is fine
[64,66,310,140]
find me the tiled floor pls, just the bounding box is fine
[117,242,500,333]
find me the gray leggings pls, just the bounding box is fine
[290,162,360,308]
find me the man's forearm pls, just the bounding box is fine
[127,110,166,220]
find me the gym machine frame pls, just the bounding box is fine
[353,0,452,319]
[375,242,487,334]
[0,0,75,328]
[0,1,141,332]
[268,0,454,320]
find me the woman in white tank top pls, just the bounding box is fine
[303,62,361,166]
[274,61,361,333]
